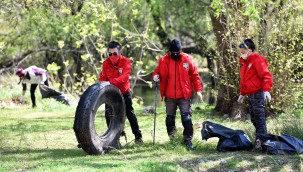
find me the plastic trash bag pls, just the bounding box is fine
[256,133,303,155]
[39,84,72,106]
[201,120,253,151]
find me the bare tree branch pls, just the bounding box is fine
[0,48,86,74]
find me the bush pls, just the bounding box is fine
[269,112,303,140]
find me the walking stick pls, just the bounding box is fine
[153,82,158,145]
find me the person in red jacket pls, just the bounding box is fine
[152,39,203,151]
[99,41,143,145]
[238,38,273,150]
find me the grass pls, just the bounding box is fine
[0,75,303,171]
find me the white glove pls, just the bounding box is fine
[197,92,203,102]
[264,91,271,102]
[20,96,24,103]
[153,75,160,82]
[101,81,110,85]
[238,95,244,103]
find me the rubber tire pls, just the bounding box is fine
[73,82,126,155]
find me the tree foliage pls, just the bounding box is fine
[0,0,302,113]
[0,0,212,89]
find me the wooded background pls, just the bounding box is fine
[0,0,302,115]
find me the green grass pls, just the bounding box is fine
[0,75,303,171]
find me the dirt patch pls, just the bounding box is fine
[0,99,26,108]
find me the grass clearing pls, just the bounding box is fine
[1,102,302,172]
[0,75,302,171]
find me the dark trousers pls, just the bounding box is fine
[165,98,193,142]
[248,91,267,135]
[105,92,142,139]
[30,80,49,107]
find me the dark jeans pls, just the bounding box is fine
[165,98,193,142]
[105,92,142,139]
[30,79,49,107]
[248,91,267,135]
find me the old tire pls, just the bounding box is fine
[73,82,126,155]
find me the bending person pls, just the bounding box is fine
[16,66,49,108]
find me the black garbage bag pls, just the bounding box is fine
[202,120,253,151]
[256,133,303,155]
[39,84,72,106]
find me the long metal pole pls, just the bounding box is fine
[153,82,158,145]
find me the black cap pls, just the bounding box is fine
[239,39,256,52]
[108,41,121,50]
[169,39,182,52]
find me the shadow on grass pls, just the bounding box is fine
[0,148,84,159]
[114,134,303,172]
[0,116,75,134]
[1,140,302,172]
[0,146,184,171]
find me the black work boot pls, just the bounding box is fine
[254,139,263,151]
[135,137,143,145]
[168,128,177,140]
[120,130,127,143]
[184,140,194,151]
[32,98,36,108]
[120,130,126,137]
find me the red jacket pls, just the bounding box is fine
[99,55,131,94]
[152,52,203,100]
[239,53,273,95]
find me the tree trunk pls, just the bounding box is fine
[209,11,238,114]
[146,0,169,47]
[259,2,270,57]
[205,49,216,105]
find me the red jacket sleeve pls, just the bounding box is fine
[255,57,273,92]
[99,63,108,82]
[188,57,203,92]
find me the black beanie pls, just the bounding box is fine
[244,39,256,52]
[169,39,182,52]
